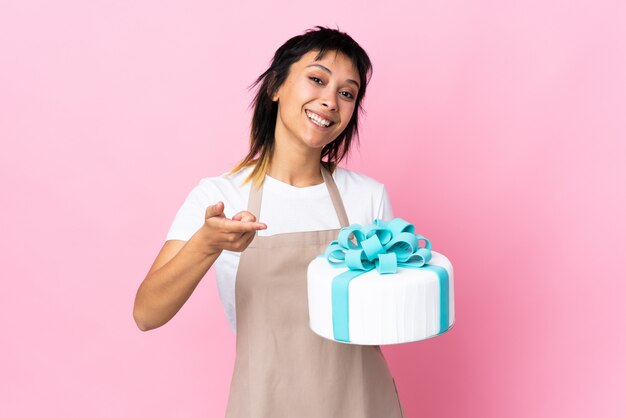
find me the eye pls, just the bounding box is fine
[309,76,324,85]
[340,91,355,100]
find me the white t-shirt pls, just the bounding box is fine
[166,165,394,333]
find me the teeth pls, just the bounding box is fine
[306,110,331,127]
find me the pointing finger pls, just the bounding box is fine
[220,218,267,232]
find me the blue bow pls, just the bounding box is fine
[322,218,449,343]
[324,218,433,274]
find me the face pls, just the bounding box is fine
[272,50,361,152]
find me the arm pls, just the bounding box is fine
[133,202,266,331]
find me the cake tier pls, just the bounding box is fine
[307,251,455,345]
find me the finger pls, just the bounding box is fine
[229,230,256,252]
[205,202,225,219]
[220,219,267,233]
[232,211,257,223]
[243,230,256,247]
[210,215,266,232]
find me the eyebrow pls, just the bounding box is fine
[306,64,360,88]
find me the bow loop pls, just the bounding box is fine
[345,249,375,271]
[337,225,366,249]
[361,235,385,261]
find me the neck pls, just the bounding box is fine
[267,137,325,188]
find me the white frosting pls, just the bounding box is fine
[307,251,455,345]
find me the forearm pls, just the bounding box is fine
[133,228,221,331]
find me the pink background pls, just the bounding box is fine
[1,1,624,417]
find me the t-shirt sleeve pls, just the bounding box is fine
[377,185,394,222]
[165,180,214,241]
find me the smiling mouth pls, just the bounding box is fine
[305,110,335,128]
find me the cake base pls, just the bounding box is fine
[307,251,455,345]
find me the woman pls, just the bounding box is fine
[134,26,405,417]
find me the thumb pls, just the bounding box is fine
[205,201,225,218]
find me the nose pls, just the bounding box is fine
[320,89,338,111]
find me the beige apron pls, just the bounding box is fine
[225,167,405,418]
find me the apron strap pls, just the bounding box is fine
[247,177,264,220]
[246,166,350,228]
[321,166,350,228]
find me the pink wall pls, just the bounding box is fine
[1,1,624,417]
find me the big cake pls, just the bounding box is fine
[307,218,455,345]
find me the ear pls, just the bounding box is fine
[270,85,279,102]
[267,71,279,102]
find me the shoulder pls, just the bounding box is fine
[166,166,254,241]
[333,166,387,193]
[333,166,393,224]
[183,166,253,215]
[195,166,251,192]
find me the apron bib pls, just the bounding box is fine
[225,167,405,418]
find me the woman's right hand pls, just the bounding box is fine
[133,201,266,331]
[200,201,267,255]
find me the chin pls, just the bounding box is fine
[296,133,327,148]
[302,138,334,150]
